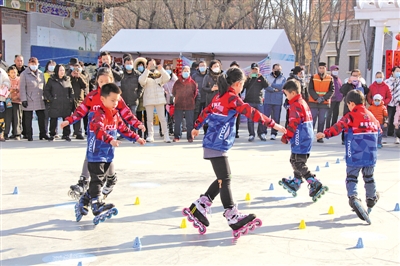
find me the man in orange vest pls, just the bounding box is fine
[308,62,334,143]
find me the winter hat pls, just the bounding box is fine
[330,65,339,71]
[373,94,383,100]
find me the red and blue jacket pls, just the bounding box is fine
[282,94,314,154]
[87,104,140,163]
[323,104,380,167]
[194,87,276,152]
[65,87,142,130]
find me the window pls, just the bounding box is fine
[350,24,360,41]
[328,56,336,69]
[349,56,359,70]
[328,26,338,42]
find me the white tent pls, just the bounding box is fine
[101,29,295,75]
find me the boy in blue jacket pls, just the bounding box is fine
[280,80,327,201]
[75,83,146,223]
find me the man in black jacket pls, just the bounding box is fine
[67,58,88,139]
[243,63,269,141]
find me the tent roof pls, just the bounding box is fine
[101,29,293,57]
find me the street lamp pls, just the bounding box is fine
[309,40,318,75]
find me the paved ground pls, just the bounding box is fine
[1,123,400,266]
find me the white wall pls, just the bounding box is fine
[2,24,22,64]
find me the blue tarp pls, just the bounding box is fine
[31,45,99,66]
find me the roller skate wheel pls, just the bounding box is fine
[106,212,112,219]
[100,215,106,222]
[248,223,256,231]
[192,221,200,229]
[76,214,82,222]
[93,217,100,225]
[233,230,241,240]
[182,208,190,217]
[312,197,317,202]
[367,208,372,214]
[324,186,329,192]
[292,192,297,197]
[187,215,194,222]
[278,180,283,185]
[254,218,262,227]
[112,208,118,216]
[198,226,206,235]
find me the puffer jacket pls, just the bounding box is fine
[44,75,74,118]
[202,70,223,106]
[19,67,45,111]
[172,76,198,110]
[192,70,208,103]
[0,68,11,102]
[120,69,143,107]
[139,68,170,106]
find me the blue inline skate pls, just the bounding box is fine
[349,196,371,225]
[307,177,328,202]
[75,191,90,222]
[91,197,118,225]
[278,177,302,197]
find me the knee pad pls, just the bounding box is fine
[363,174,374,183]
[346,175,358,183]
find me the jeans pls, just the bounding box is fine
[4,103,22,136]
[247,102,264,137]
[310,107,328,133]
[346,165,376,198]
[378,124,388,145]
[262,103,282,136]
[325,101,341,128]
[174,109,194,140]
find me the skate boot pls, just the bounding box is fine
[366,192,380,214]
[91,197,118,225]
[68,176,89,200]
[279,177,302,197]
[102,174,118,199]
[349,196,371,225]
[74,191,91,222]
[307,176,329,202]
[182,195,212,234]
[223,205,262,240]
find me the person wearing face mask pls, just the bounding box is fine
[43,60,57,136]
[120,55,143,118]
[340,69,370,117]
[172,66,198,142]
[286,66,309,128]
[367,71,392,107]
[67,58,89,140]
[243,62,270,141]
[139,58,172,143]
[384,66,400,142]
[325,65,343,129]
[202,60,223,134]
[163,64,178,137]
[19,57,50,141]
[44,64,74,141]
[367,94,388,148]
[308,62,335,143]
[90,51,124,87]
[0,67,10,141]
[263,63,286,140]
[134,57,148,140]
[192,61,208,122]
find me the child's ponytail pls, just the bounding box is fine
[217,67,245,96]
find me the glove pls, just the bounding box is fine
[317,97,324,104]
[281,135,288,144]
[22,101,28,108]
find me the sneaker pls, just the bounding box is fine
[259,133,267,141]
[188,195,212,227]
[48,136,54,141]
[395,137,400,144]
[366,192,380,209]
[223,205,256,231]
[270,134,276,140]
[14,136,21,141]
[54,135,60,139]
[164,136,171,143]
[377,143,383,149]
[146,137,154,142]
[64,136,71,142]
[188,138,193,143]
[248,135,255,142]
[317,138,324,143]
[173,138,179,142]
[76,134,84,140]
[306,177,322,197]
[235,133,239,138]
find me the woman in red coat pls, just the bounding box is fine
[367,71,392,106]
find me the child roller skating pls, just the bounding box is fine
[183,67,286,239]
[317,90,381,225]
[74,83,145,225]
[61,67,145,201]
[280,80,328,202]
